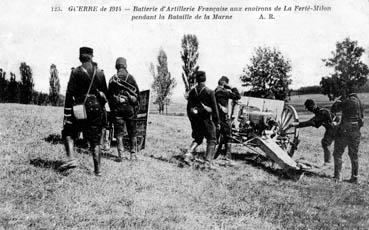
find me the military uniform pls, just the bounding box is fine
[297,107,337,163]
[186,71,219,165]
[62,65,108,143]
[61,47,108,176]
[108,58,139,160]
[214,77,240,158]
[331,93,364,182]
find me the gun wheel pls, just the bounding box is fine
[277,104,299,157]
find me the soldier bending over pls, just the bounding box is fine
[290,99,338,165]
[214,76,240,161]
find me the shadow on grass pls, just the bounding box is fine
[154,150,330,180]
[29,157,72,175]
[44,133,89,149]
[102,151,121,162]
[235,153,331,180]
[44,133,63,145]
[74,146,122,162]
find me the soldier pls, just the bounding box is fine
[60,47,108,176]
[214,76,240,161]
[331,91,364,183]
[108,57,139,161]
[184,71,219,168]
[290,99,338,165]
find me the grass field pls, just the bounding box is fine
[1,103,369,229]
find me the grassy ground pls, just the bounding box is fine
[1,103,369,229]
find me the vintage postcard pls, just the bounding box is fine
[0,0,368,229]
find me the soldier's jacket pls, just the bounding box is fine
[108,68,139,117]
[187,83,219,124]
[215,85,240,117]
[331,93,364,127]
[64,64,108,117]
[298,107,337,130]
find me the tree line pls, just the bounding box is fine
[152,36,368,115]
[0,63,63,106]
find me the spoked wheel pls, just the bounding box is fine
[277,104,299,157]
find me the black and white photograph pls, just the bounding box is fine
[0,0,368,229]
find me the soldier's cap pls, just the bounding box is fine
[79,47,93,56]
[196,71,206,83]
[304,99,315,108]
[115,57,127,69]
[218,76,229,84]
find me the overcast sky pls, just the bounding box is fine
[0,0,368,100]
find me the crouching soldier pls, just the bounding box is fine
[215,76,240,161]
[290,99,338,165]
[184,71,219,169]
[60,47,108,176]
[108,57,139,161]
[331,91,364,183]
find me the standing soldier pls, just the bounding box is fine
[108,57,139,161]
[290,99,338,165]
[331,91,364,183]
[60,47,108,176]
[184,71,219,169]
[214,76,240,161]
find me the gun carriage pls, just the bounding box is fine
[218,96,301,170]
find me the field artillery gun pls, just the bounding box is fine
[218,96,302,170]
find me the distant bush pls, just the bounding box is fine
[294,85,321,95]
[0,65,64,106]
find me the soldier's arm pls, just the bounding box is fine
[359,99,364,119]
[130,75,139,94]
[128,75,140,104]
[107,78,115,108]
[210,90,219,125]
[311,111,330,128]
[297,118,316,128]
[229,87,241,100]
[64,70,76,124]
[100,72,108,97]
[98,71,108,104]
[223,84,241,100]
[331,99,343,113]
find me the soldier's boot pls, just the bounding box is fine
[117,148,124,162]
[92,145,102,176]
[116,136,124,161]
[349,159,359,184]
[130,137,138,160]
[60,136,78,170]
[225,143,236,166]
[225,143,233,160]
[101,128,111,152]
[205,142,217,170]
[333,157,342,182]
[184,141,198,163]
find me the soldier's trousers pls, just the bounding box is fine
[333,124,361,179]
[217,115,231,155]
[189,116,217,145]
[114,116,137,152]
[321,128,335,163]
